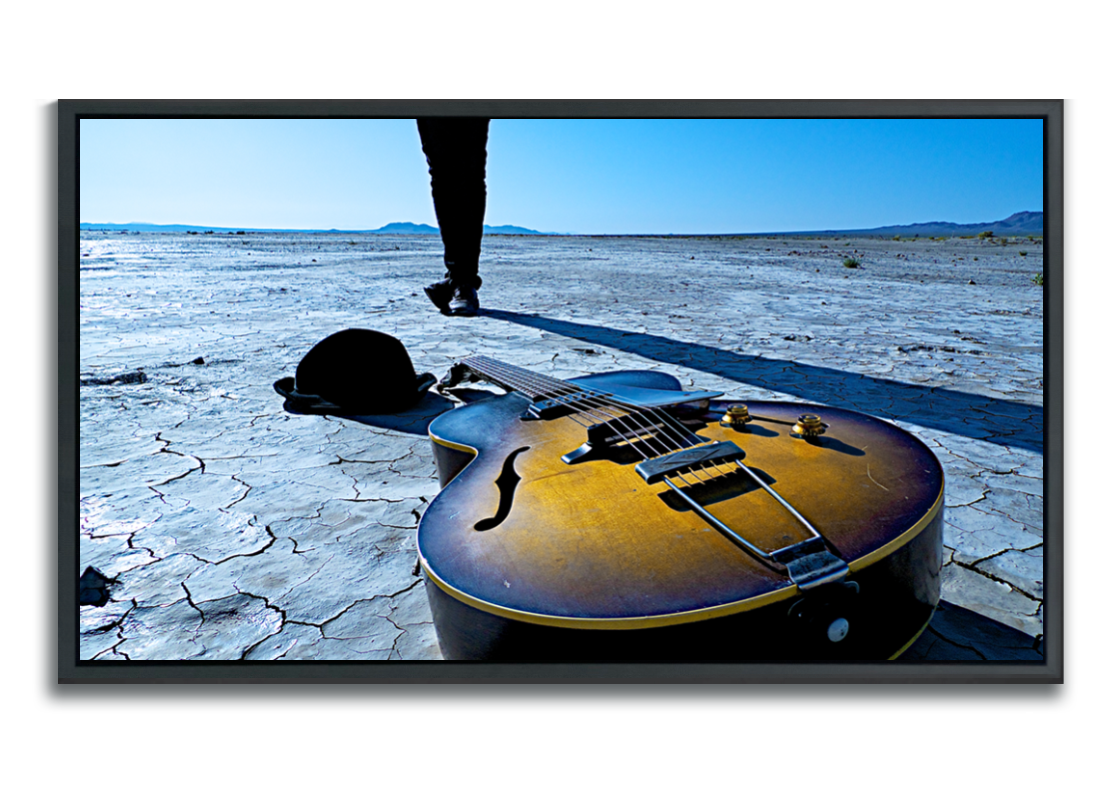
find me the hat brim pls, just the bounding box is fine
[274,372,437,415]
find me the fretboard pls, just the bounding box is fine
[461,356,577,401]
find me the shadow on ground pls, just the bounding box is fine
[485,309,1043,454]
[281,391,457,436]
[899,601,1044,663]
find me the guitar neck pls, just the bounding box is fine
[461,356,577,401]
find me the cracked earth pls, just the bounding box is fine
[78,232,1045,661]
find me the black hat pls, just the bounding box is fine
[274,329,436,414]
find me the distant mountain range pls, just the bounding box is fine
[78,221,545,235]
[79,212,1043,237]
[802,211,1044,237]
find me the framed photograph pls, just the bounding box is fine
[59,99,1060,683]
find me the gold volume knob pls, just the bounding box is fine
[720,403,752,427]
[793,413,828,438]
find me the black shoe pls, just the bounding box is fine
[424,279,479,316]
[448,286,479,317]
[424,278,454,315]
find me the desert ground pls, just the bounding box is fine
[76,231,1045,662]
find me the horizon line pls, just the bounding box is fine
[79,210,1044,239]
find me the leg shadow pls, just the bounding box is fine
[484,309,1044,454]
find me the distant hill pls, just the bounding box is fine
[806,211,1043,237]
[482,224,544,235]
[79,221,546,235]
[363,221,437,234]
[369,222,544,235]
[370,222,438,234]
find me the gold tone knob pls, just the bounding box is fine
[793,413,828,438]
[720,403,752,427]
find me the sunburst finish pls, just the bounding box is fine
[418,363,943,662]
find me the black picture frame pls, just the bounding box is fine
[58,99,1062,683]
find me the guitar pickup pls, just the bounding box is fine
[635,441,746,484]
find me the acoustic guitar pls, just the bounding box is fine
[417,357,943,662]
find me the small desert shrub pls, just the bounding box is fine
[1019,250,1027,256]
[843,257,861,269]
[1032,272,1044,286]
[978,230,994,239]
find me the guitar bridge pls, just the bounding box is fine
[634,441,746,484]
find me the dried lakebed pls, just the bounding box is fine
[78,232,1046,661]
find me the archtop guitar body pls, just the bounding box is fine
[417,358,943,662]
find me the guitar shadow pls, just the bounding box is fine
[898,601,1044,662]
[483,309,1044,454]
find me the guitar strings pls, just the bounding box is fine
[462,357,824,554]
[519,366,735,486]
[468,356,691,446]
[465,357,730,486]
[467,356,712,463]
[463,357,704,481]
[466,357,688,463]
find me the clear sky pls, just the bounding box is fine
[80,118,1043,234]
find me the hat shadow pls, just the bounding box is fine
[333,386,516,435]
[281,389,458,436]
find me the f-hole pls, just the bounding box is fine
[474,446,529,531]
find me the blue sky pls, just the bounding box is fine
[80,118,1043,234]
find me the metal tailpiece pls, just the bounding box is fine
[660,459,849,590]
[770,537,850,590]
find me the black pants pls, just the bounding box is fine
[417,118,489,289]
